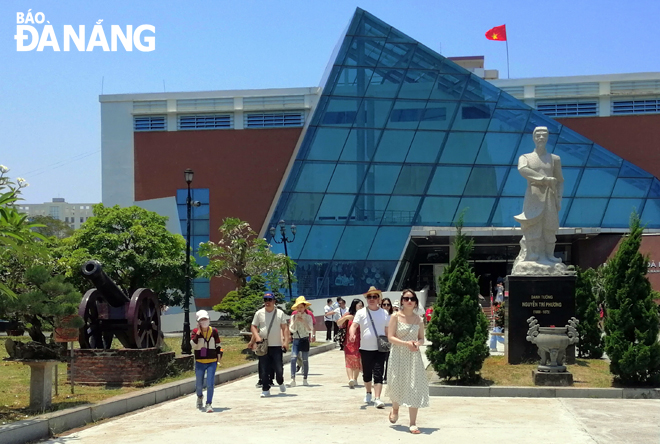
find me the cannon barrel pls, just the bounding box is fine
[81,260,130,308]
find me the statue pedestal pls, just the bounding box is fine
[505,275,576,364]
[20,360,59,412]
[532,370,574,386]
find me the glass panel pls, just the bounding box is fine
[377,42,416,68]
[294,261,329,298]
[565,198,608,227]
[492,197,524,227]
[192,220,210,236]
[350,194,391,225]
[475,132,521,165]
[409,46,444,70]
[463,166,508,196]
[488,108,530,132]
[316,194,355,223]
[501,166,526,196]
[562,167,581,197]
[352,16,389,38]
[386,27,415,44]
[192,204,209,220]
[463,76,500,102]
[321,97,361,126]
[355,98,393,128]
[602,199,644,227]
[393,165,433,195]
[327,163,369,193]
[427,166,471,195]
[619,160,653,178]
[177,205,186,221]
[387,100,424,129]
[176,189,187,205]
[368,226,411,260]
[611,178,652,198]
[429,73,468,101]
[365,68,404,98]
[269,224,310,259]
[331,66,374,96]
[439,132,484,164]
[455,198,496,225]
[418,101,456,130]
[575,169,618,197]
[587,145,623,168]
[340,128,381,161]
[192,281,210,299]
[552,144,591,167]
[334,226,378,260]
[559,198,571,225]
[398,70,437,99]
[405,131,445,163]
[191,236,208,252]
[299,225,345,260]
[416,197,460,225]
[282,193,324,222]
[641,200,660,228]
[515,132,558,159]
[361,261,398,290]
[649,179,660,198]
[292,162,335,192]
[383,196,420,224]
[344,37,385,66]
[192,189,210,204]
[497,92,529,110]
[452,102,496,131]
[360,164,402,194]
[324,261,364,296]
[558,126,592,144]
[307,127,351,161]
[373,130,415,161]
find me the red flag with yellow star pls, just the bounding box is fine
[485,25,507,41]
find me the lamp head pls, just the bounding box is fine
[269,226,276,237]
[184,169,194,184]
[291,224,297,235]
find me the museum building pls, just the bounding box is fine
[100,9,660,307]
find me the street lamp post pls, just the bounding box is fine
[181,168,195,355]
[270,220,296,301]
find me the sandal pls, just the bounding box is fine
[389,409,398,424]
[409,425,421,434]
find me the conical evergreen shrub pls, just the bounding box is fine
[425,220,489,383]
[574,267,603,358]
[604,213,660,385]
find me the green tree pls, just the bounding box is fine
[29,215,75,239]
[574,267,604,358]
[59,204,189,306]
[212,275,285,331]
[199,217,295,290]
[426,218,489,383]
[603,213,660,385]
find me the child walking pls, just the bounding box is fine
[191,310,222,412]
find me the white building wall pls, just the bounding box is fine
[101,101,136,207]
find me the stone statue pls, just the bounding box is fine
[512,126,573,275]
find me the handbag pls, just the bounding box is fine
[254,309,277,357]
[297,331,310,352]
[367,308,391,353]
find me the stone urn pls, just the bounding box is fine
[526,317,579,372]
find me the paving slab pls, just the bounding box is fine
[41,348,660,444]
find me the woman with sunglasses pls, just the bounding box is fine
[336,298,364,387]
[380,298,393,384]
[385,289,429,434]
[349,286,390,408]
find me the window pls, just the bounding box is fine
[178,114,233,130]
[80,217,84,223]
[245,112,304,128]
[536,101,597,117]
[134,116,166,131]
[612,98,660,115]
[49,206,60,219]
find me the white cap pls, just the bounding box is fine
[196,310,210,321]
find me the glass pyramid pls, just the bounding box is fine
[267,8,660,298]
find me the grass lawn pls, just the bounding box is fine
[0,334,273,424]
[430,355,614,387]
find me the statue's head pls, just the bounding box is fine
[533,126,549,146]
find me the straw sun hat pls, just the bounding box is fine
[292,295,312,311]
[363,286,382,297]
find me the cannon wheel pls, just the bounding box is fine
[126,289,161,349]
[78,289,103,349]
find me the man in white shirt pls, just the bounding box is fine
[334,297,348,350]
[349,286,390,409]
[323,298,337,341]
[251,292,289,398]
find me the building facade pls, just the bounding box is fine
[18,198,96,230]
[101,9,660,307]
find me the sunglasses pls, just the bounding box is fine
[402,296,417,302]
[382,303,391,307]
[263,298,274,302]
[366,295,379,300]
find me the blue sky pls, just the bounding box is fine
[1,0,659,204]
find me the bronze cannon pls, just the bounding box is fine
[78,260,161,349]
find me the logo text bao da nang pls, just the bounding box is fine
[14,10,155,52]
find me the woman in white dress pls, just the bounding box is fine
[385,289,429,434]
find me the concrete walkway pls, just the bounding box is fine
[43,348,660,444]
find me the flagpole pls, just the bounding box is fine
[506,39,510,79]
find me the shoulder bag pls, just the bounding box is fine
[367,309,391,353]
[254,309,277,356]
